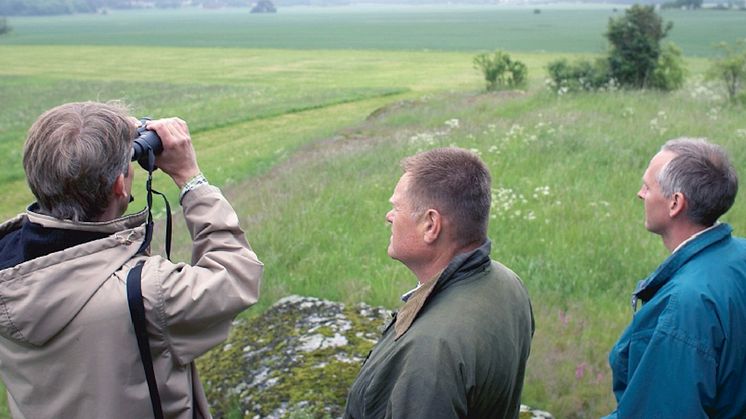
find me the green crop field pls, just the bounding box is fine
[1,5,745,418]
[1,5,745,55]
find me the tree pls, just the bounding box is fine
[0,17,10,35]
[251,0,276,13]
[473,50,527,91]
[708,39,746,103]
[606,5,673,89]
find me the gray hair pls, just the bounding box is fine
[401,147,491,247]
[658,138,738,226]
[23,101,134,222]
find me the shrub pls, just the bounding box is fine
[546,58,610,93]
[0,17,10,35]
[707,39,746,103]
[650,42,687,91]
[606,5,676,89]
[548,5,685,93]
[473,50,528,91]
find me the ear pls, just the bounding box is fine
[112,173,127,199]
[669,192,687,218]
[422,209,442,244]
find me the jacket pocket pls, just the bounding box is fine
[628,328,654,380]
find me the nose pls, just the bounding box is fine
[637,187,645,200]
[385,210,394,224]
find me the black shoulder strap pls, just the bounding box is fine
[126,260,165,419]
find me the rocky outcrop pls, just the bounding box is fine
[197,295,553,418]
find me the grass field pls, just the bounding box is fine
[1,5,745,56]
[1,5,746,418]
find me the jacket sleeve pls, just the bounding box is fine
[385,336,468,419]
[144,185,263,364]
[614,297,718,418]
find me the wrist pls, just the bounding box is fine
[179,172,209,205]
[172,167,202,189]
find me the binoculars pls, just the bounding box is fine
[131,118,163,169]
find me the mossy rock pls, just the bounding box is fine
[197,296,389,418]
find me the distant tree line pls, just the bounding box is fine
[662,0,702,8]
[0,0,259,16]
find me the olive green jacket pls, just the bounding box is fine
[344,241,534,419]
[0,185,263,419]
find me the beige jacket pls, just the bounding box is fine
[0,185,263,419]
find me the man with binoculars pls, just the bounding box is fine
[0,101,263,418]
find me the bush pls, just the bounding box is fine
[0,17,9,36]
[650,42,686,91]
[707,39,746,102]
[547,5,684,93]
[606,5,677,90]
[546,58,610,93]
[473,50,528,91]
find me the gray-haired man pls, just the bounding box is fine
[605,138,746,418]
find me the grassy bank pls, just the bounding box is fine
[172,86,745,417]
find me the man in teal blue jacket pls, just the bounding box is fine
[605,138,746,418]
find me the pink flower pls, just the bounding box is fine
[575,362,587,380]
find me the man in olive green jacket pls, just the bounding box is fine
[344,147,534,419]
[0,102,263,418]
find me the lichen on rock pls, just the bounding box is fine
[198,295,389,418]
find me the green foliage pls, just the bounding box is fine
[0,16,9,35]
[708,39,746,102]
[546,58,610,93]
[650,42,687,90]
[547,6,685,94]
[606,5,677,89]
[473,50,528,91]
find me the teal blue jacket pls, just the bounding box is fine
[605,223,746,418]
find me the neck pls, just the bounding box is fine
[412,241,482,284]
[95,199,127,222]
[662,222,710,253]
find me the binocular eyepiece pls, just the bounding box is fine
[131,118,163,170]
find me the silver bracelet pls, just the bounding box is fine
[179,173,209,204]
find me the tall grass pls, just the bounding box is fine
[167,86,745,417]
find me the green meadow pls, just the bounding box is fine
[1,5,745,418]
[2,6,745,55]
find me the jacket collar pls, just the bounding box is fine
[394,240,492,339]
[25,203,148,234]
[632,223,733,310]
